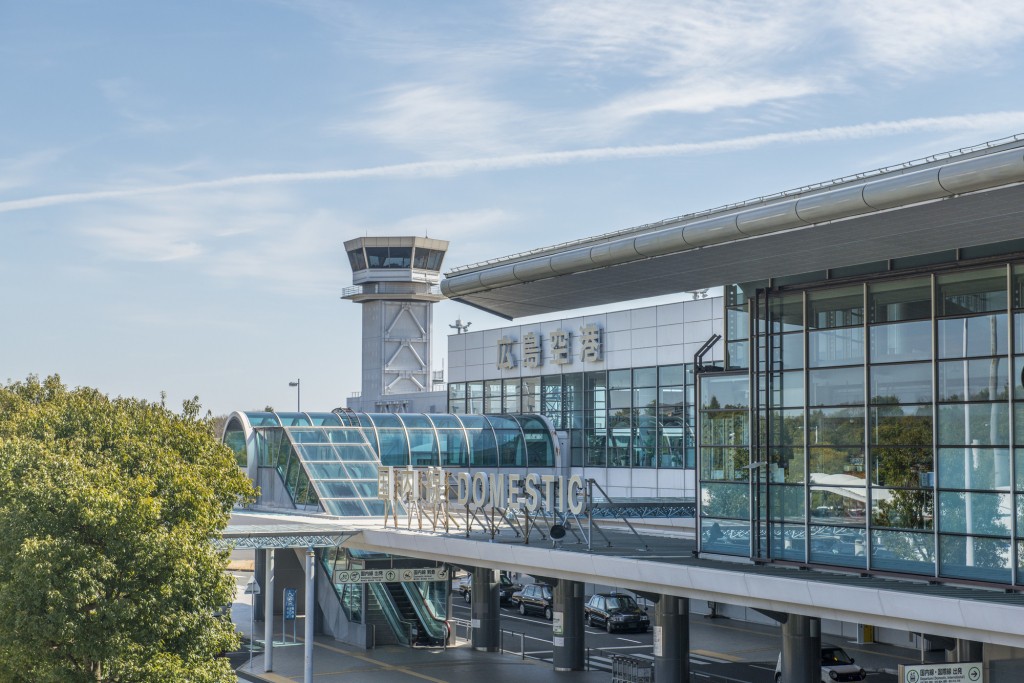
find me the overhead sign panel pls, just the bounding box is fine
[334,567,449,584]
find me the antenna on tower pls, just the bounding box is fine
[450,318,472,334]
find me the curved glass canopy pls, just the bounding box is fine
[223,411,557,518]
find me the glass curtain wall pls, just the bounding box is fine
[448,365,697,470]
[721,262,1024,585]
[699,373,750,555]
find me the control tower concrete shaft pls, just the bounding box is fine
[342,237,448,410]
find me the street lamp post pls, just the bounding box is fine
[288,379,301,412]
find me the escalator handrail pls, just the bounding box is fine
[368,582,415,645]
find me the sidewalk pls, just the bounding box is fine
[235,636,609,683]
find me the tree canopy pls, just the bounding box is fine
[0,375,255,683]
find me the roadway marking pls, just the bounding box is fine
[617,637,642,643]
[691,648,743,662]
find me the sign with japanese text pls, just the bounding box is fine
[284,587,297,620]
[899,663,983,683]
[334,566,449,584]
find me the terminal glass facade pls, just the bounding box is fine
[701,261,1024,586]
[447,366,699,469]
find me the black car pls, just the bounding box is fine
[512,583,553,620]
[457,572,522,604]
[584,593,650,633]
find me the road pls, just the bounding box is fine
[451,597,908,683]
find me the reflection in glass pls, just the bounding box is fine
[808,367,863,406]
[701,483,749,518]
[809,525,865,568]
[938,492,1011,535]
[938,447,1010,490]
[938,314,1008,359]
[939,535,1011,582]
[870,405,932,445]
[938,358,1008,401]
[808,408,864,446]
[871,445,931,488]
[871,488,933,529]
[870,321,932,364]
[871,530,934,575]
[937,403,1009,446]
[871,362,932,404]
[808,328,864,367]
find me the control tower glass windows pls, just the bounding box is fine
[413,248,446,271]
[365,246,413,268]
[347,248,367,271]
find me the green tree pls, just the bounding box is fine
[0,375,255,683]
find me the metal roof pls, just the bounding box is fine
[441,137,1024,319]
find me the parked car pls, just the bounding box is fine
[584,593,650,633]
[512,583,553,620]
[774,645,866,682]
[457,572,522,604]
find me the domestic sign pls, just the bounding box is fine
[283,588,297,621]
[899,663,983,683]
[653,626,663,657]
[378,466,587,515]
[334,567,449,584]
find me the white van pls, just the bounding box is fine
[774,645,867,682]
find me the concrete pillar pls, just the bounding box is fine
[947,639,983,663]
[470,567,500,651]
[304,548,315,683]
[264,549,275,672]
[552,580,585,671]
[780,615,820,683]
[653,595,689,683]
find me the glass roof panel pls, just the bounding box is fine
[245,412,282,426]
[427,414,463,429]
[277,412,313,426]
[398,414,433,429]
[366,413,403,428]
[309,412,344,426]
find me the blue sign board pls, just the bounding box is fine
[284,588,297,621]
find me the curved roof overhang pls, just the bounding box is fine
[442,141,1024,319]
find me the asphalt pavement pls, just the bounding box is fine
[230,572,943,683]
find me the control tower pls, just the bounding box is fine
[342,236,448,410]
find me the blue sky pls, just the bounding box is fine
[4,1,1024,416]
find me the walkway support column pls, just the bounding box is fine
[264,549,275,672]
[552,580,584,671]
[470,567,500,651]
[780,615,820,683]
[653,595,689,682]
[304,547,315,683]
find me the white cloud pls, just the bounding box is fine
[7,112,1024,215]
[0,149,66,193]
[838,0,1024,77]
[337,84,537,157]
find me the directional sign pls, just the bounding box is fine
[284,588,297,621]
[244,577,261,595]
[900,662,983,683]
[334,567,449,584]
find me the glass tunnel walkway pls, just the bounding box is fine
[223,410,561,646]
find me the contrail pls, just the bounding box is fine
[3,112,1023,214]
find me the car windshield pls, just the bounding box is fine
[606,596,637,610]
[821,648,854,666]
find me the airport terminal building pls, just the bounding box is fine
[228,135,1024,682]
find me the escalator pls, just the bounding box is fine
[383,582,449,647]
